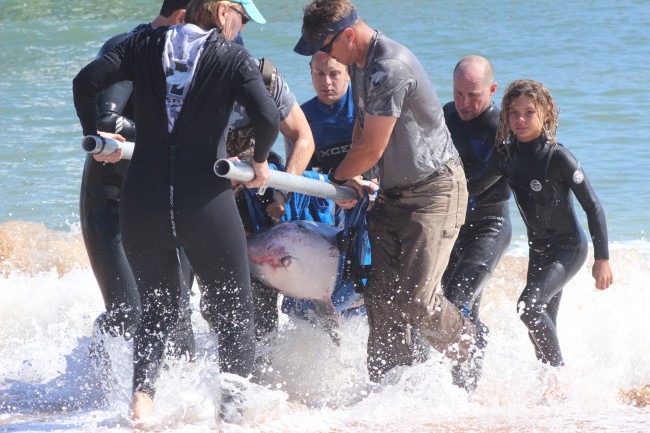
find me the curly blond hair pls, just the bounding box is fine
[496,79,560,157]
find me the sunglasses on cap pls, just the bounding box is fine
[229,5,251,25]
[319,30,343,54]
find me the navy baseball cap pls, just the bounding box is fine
[294,10,358,56]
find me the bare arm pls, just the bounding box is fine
[329,115,395,209]
[280,104,315,175]
[333,114,397,181]
[265,104,315,220]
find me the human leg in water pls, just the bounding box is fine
[81,157,141,339]
[443,213,511,391]
[165,247,196,360]
[518,235,587,401]
[443,209,512,324]
[81,156,195,359]
[120,185,194,420]
[251,276,279,340]
[527,290,562,362]
[178,192,256,423]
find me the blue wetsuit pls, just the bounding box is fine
[301,84,355,173]
[442,102,512,323]
[301,85,376,182]
[469,135,609,366]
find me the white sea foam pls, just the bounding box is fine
[1,229,648,432]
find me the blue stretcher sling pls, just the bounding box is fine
[281,192,372,318]
[240,166,372,318]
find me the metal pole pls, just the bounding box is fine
[214,159,358,202]
[81,135,134,160]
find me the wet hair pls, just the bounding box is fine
[159,0,191,17]
[301,0,356,43]
[496,79,560,156]
[185,0,226,30]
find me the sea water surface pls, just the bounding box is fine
[1,0,649,432]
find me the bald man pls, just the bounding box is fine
[442,55,512,391]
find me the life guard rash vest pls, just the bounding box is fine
[300,85,356,172]
[350,31,458,190]
[468,136,609,259]
[443,101,510,213]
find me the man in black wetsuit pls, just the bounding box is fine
[442,56,512,391]
[73,0,278,421]
[80,0,195,358]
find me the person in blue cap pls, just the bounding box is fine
[73,0,277,423]
[293,0,486,390]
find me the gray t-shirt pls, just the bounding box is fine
[351,31,457,190]
[230,58,296,129]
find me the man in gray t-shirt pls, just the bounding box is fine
[294,0,486,389]
[349,35,456,190]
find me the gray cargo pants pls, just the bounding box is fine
[364,161,475,382]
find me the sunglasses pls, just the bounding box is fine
[319,30,342,54]
[229,5,250,25]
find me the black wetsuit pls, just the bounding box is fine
[442,102,512,323]
[79,24,195,358]
[468,135,609,366]
[73,27,280,396]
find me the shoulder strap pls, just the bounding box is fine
[258,58,278,95]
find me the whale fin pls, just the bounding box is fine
[313,299,341,346]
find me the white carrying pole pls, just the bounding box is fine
[214,159,358,202]
[81,135,134,160]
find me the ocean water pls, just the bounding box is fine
[1,0,649,431]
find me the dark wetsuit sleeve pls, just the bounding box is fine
[233,61,280,163]
[94,32,137,140]
[467,152,505,197]
[73,38,134,137]
[556,146,609,259]
[96,81,136,140]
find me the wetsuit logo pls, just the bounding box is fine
[530,180,542,192]
[573,167,585,184]
[318,143,351,157]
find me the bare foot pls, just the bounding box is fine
[541,368,571,403]
[131,392,154,425]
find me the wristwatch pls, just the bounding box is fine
[327,167,347,185]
